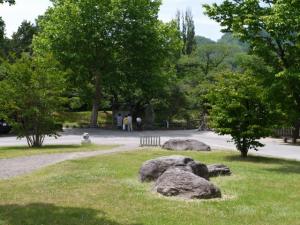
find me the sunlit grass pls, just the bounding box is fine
[0,149,299,224]
[0,144,117,159]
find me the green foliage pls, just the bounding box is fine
[204,0,300,133]
[10,20,38,58]
[209,72,274,157]
[176,9,196,55]
[34,0,180,127]
[0,0,14,4]
[0,54,66,147]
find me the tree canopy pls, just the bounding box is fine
[34,0,180,127]
[0,54,65,147]
[204,0,300,142]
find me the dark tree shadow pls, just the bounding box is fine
[264,165,300,174]
[0,203,143,225]
[224,154,299,165]
[225,154,300,174]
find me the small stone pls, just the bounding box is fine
[207,164,231,177]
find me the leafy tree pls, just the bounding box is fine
[176,9,196,55]
[194,43,231,77]
[34,0,178,128]
[204,0,300,142]
[0,54,65,147]
[10,21,38,57]
[0,0,14,4]
[209,72,274,157]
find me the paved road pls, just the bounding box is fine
[0,129,300,161]
[0,144,138,180]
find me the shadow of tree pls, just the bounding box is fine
[225,155,300,174]
[224,154,299,165]
[0,203,143,225]
[264,165,300,174]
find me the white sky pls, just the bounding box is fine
[0,0,223,41]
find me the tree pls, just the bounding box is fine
[208,72,274,157]
[0,54,65,147]
[10,21,38,57]
[34,0,177,128]
[204,0,300,143]
[176,9,196,55]
[0,0,14,4]
[193,43,232,77]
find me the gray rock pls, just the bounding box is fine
[139,155,209,182]
[155,168,221,199]
[207,164,231,177]
[162,139,211,151]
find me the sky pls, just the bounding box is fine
[0,0,223,41]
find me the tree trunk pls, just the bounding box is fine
[292,122,300,144]
[240,138,248,158]
[241,149,248,158]
[90,72,101,128]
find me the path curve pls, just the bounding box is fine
[0,144,139,180]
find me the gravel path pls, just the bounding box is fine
[0,144,139,180]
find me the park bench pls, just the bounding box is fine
[140,136,161,147]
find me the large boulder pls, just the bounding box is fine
[139,155,209,182]
[162,139,211,151]
[207,164,231,177]
[155,168,221,199]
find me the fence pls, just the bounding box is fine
[140,136,161,147]
[273,128,296,138]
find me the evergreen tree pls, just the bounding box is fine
[176,9,196,55]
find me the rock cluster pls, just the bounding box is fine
[162,139,211,151]
[139,155,231,200]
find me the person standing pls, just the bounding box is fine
[116,113,123,130]
[136,116,142,130]
[123,115,128,131]
[127,114,133,132]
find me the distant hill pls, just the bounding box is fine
[218,33,249,52]
[195,36,215,46]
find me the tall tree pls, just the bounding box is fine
[10,20,38,57]
[204,0,300,142]
[176,9,196,55]
[34,0,179,127]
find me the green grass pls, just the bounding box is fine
[0,149,300,225]
[58,111,113,128]
[0,144,117,159]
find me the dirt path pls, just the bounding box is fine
[0,144,139,180]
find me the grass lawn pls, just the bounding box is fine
[0,144,117,159]
[0,149,300,225]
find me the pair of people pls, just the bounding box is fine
[116,114,133,132]
[116,114,142,132]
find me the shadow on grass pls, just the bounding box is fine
[225,154,300,174]
[224,154,290,164]
[0,203,143,225]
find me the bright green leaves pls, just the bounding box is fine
[0,54,66,147]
